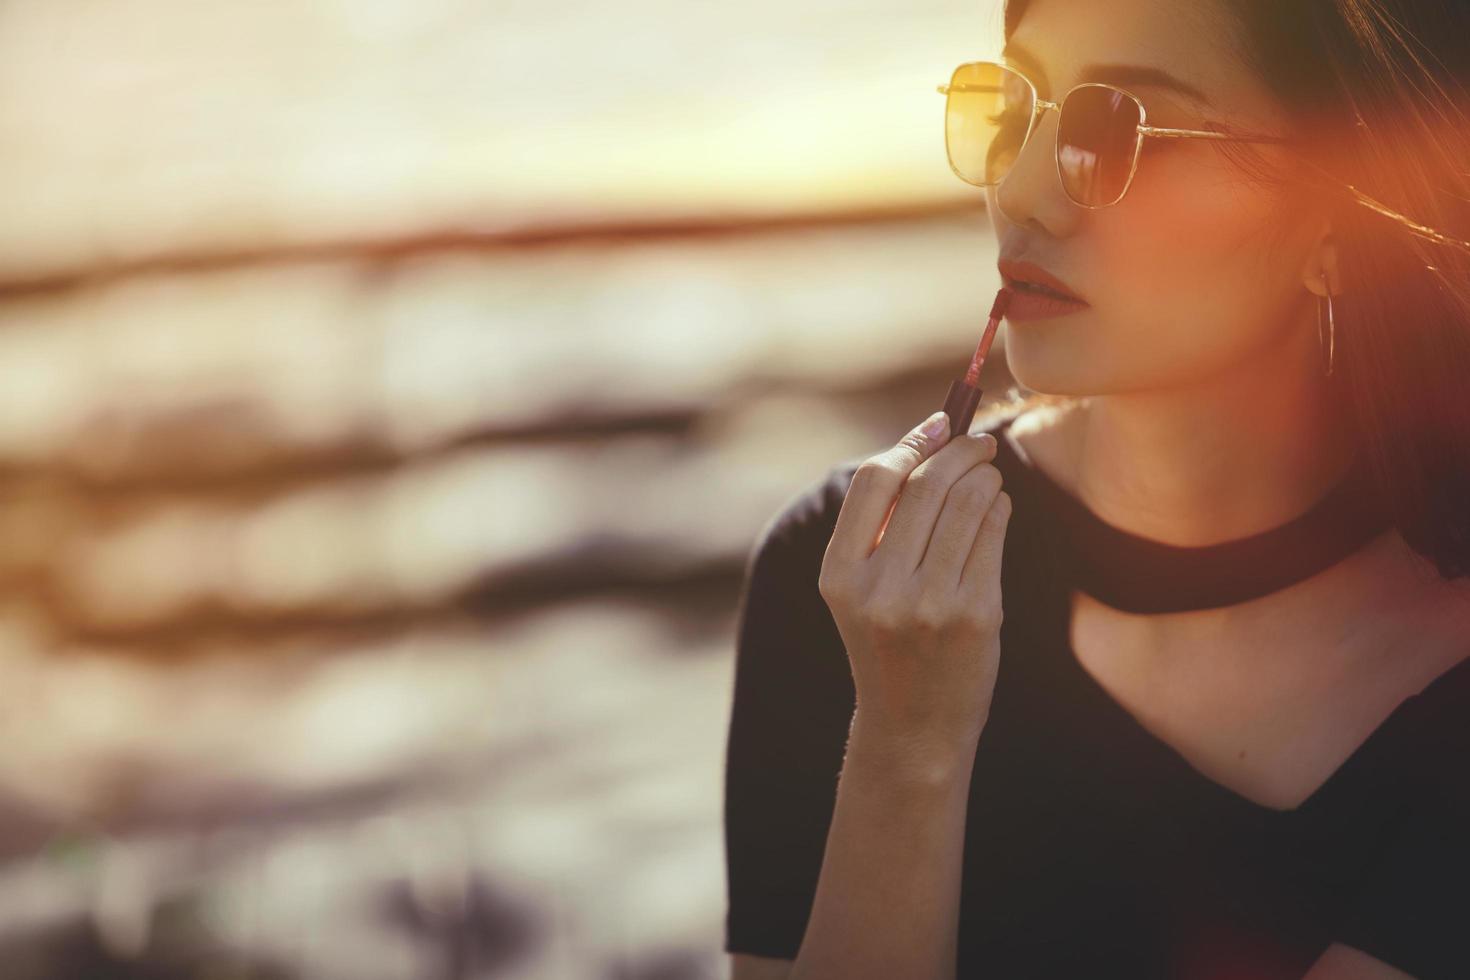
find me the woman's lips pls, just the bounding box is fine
[1003,283,1090,320]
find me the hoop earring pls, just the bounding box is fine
[1316,289,1336,377]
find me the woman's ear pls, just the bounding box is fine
[1302,229,1339,298]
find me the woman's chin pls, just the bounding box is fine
[1004,338,1100,397]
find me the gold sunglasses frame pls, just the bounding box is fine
[936,60,1292,208]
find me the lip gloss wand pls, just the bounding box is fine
[939,286,1013,441]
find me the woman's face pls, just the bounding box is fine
[989,0,1332,395]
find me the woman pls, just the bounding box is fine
[723,0,1470,978]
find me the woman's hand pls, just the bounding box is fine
[819,411,1012,760]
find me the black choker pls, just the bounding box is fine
[1003,423,1393,614]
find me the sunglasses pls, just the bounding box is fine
[936,60,1291,208]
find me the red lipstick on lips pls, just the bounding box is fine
[1004,287,1090,319]
[939,287,1012,440]
[997,258,1090,320]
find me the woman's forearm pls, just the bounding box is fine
[789,710,984,980]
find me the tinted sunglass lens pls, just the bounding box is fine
[945,63,1034,186]
[1056,85,1143,206]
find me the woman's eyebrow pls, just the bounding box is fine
[1001,40,1214,108]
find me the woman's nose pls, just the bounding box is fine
[993,106,1074,231]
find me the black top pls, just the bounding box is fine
[723,408,1470,979]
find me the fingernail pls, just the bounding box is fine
[920,412,949,440]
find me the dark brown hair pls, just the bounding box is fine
[1000,0,1470,580]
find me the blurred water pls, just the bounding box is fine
[0,2,1007,977]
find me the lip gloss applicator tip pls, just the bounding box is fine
[940,286,1013,439]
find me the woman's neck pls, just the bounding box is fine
[1025,355,1357,548]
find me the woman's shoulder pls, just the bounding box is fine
[1332,643,1470,826]
[1398,647,1470,791]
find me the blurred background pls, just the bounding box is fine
[0,1,1017,977]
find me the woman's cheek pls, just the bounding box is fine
[1101,172,1275,313]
